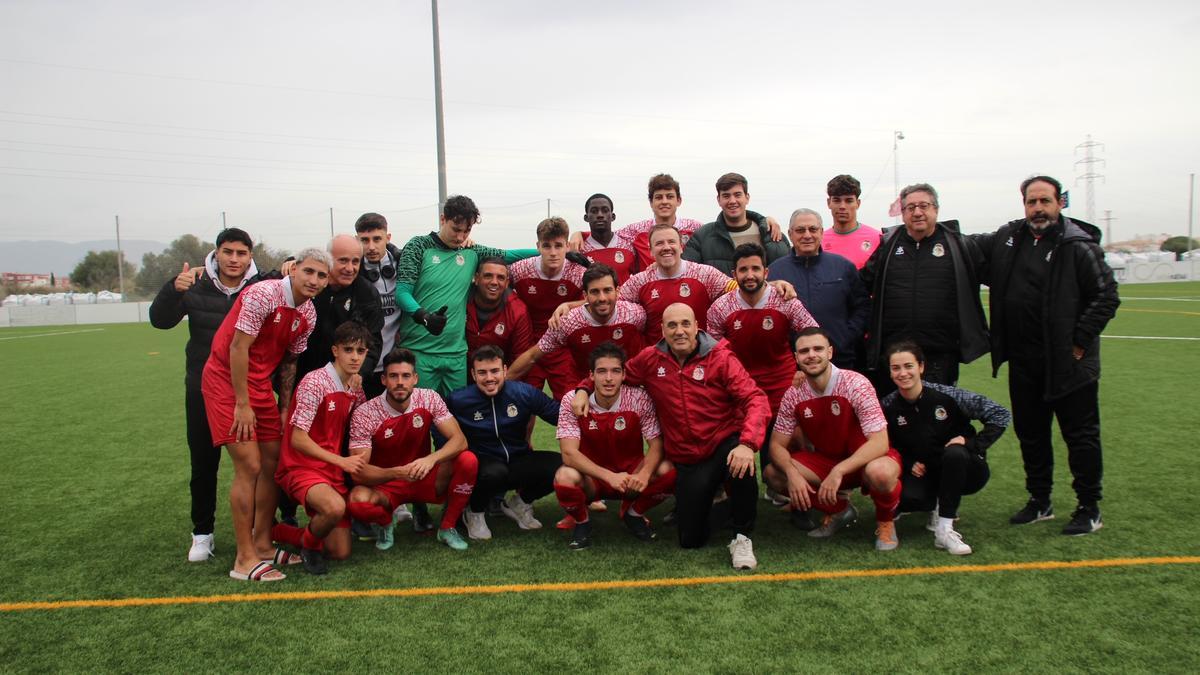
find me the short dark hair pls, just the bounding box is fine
[900,183,939,208]
[536,216,570,243]
[826,174,862,198]
[333,320,374,349]
[793,326,834,350]
[1020,175,1063,201]
[885,339,925,364]
[215,227,253,250]
[354,212,388,233]
[470,344,505,366]
[588,341,626,371]
[582,263,618,291]
[383,346,417,370]
[648,174,680,200]
[715,172,748,194]
[585,193,613,212]
[475,255,507,272]
[732,243,767,269]
[443,195,480,225]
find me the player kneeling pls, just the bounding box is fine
[345,348,477,551]
[554,343,675,549]
[272,321,370,575]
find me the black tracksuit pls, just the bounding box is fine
[881,382,1010,519]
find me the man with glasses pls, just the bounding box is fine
[860,184,987,391]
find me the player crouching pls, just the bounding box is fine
[554,343,675,549]
[272,321,370,575]
[346,348,478,551]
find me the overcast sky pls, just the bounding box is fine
[1,0,1197,255]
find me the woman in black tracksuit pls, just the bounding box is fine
[880,341,1011,555]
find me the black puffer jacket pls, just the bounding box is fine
[149,271,263,390]
[295,274,384,381]
[974,217,1119,400]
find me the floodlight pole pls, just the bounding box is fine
[330,207,335,237]
[893,130,905,224]
[432,0,448,211]
[1189,172,1195,280]
[115,215,124,299]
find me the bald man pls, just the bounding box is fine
[573,303,770,569]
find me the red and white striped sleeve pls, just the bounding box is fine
[773,386,801,437]
[556,393,581,440]
[288,302,317,354]
[537,308,582,353]
[349,399,384,450]
[619,268,651,303]
[843,371,887,435]
[508,257,536,283]
[620,301,647,331]
[564,261,586,287]
[626,386,661,440]
[693,262,732,300]
[234,279,279,336]
[415,389,453,424]
[705,293,735,339]
[781,296,819,332]
[290,369,331,432]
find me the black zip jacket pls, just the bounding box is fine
[881,381,1011,467]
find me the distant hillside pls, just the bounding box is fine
[0,240,168,275]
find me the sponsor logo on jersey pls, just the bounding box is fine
[612,328,623,340]
[679,283,692,298]
[692,366,704,381]
[557,284,567,296]
[934,405,948,421]
[495,322,505,335]
[432,254,442,264]
[292,318,301,331]
[588,420,599,431]
[896,415,907,426]
[830,400,841,416]
[614,416,626,431]
[274,312,282,323]
[581,334,591,343]
[932,243,945,258]
[383,428,394,438]
[1005,236,1014,247]
[527,285,537,295]
[656,366,666,377]
[412,414,424,428]
[615,251,625,263]
[895,246,905,256]
[733,319,742,330]
[506,403,519,418]
[455,253,465,266]
[344,298,352,311]
[452,482,474,495]
[762,316,774,330]
[327,400,337,412]
[473,411,484,421]
[803,407,814,418]
[1045,250,1053,262]
[650,289,660,300]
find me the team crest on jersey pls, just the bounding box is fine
[495,322,506,335]
[274,312,282,323]
[383,428,394,438]
[473,411,484,421]
[692,366,704,381]
[862,240,872,251]
[327,401,337,412]
[432,254,442,264]
[615,251,625,263]
[803,407,813,418]
[412,415,424,428]
[292,318,301,331]
[588,420,599,431]
[506,403,519,418]
[1005,236,1014,247]
[527,285,537,294]
[614,416,627,431]
[1045,251,1053,262]
[895,246,905,256]
[934,405,948,421]
[656,366,666,377]
[762,316,774,330]
[650,289,660,299]
[557,284,567,296]
[830,401,841,416]
[733,319,742,330]
[455,254,465,266]
[581,334,591,343]
[679,283,692,298]
[612,328,623,340]
[896,415,907,426]
[932,243,945,258]
[681,234,691,245]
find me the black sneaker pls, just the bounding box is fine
[790,508,817,531]
[412,503,435,534]
[300,547,328,575]
[569,520,593,550]
[351,519,375,541]
[1062,504,1103,536]
[623,511,658,542]
[1009,499,1054,525]
[488,495,505,518]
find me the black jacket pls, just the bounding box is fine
[881,381,1011,466]
[974,217,1119,400]
[149,271,263,390]
[860,220,989,368]
[296,274,385,381]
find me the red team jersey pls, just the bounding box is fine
[537,300,646,375]
[205,278,316,387]
[580,232,639,283]
[509,257,588,397]
[773,365,887,460]
[465,293,534,366]
[621,217,705,270]
[619,260,730,345]
[276,363,366,485]
[556,386,660,474]
[348,389,453,469]
[707,286,819,413]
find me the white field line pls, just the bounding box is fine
[0,328,105,341]
[1102,335,1200,341]
[1119,297,1200,302]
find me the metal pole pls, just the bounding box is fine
[330,207,335,237]
[893,131,904,225]
[1189,173,1195,280]
[115,215,124,299]
[431,0,448,210]
[547,199,551,218]
[221,211,226,229]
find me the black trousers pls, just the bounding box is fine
[185,387,222,535]
[1009,359,1103,505]
[469,451,562,512]
[898,444,990,519]
[674,434,758,549]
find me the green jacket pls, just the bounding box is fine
[682,211,790,276]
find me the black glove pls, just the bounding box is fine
[566,251,593,269]
[413,306,449,336]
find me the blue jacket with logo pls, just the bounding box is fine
[444,381,559,463]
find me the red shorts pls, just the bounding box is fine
[527,350,580,401]
[791,448,902,490]
[277,469,351,528]
[201,376,282,446]
[376,471,444,510]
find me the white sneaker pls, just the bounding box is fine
[763,487,790,508]
[463,509,492,540]
[728,534,757,570]
[392,504,414,524]
[501,494,543,530]
[935,528,973,555]
[188,533,215,562]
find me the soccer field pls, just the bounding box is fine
[2,282,1198,673]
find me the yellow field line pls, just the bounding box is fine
[1120,308,1200,317]
[2,556,1197,613]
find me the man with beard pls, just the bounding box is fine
[465,256,534,368]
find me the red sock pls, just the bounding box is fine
[271,522,304,548]
[300,525,324,551]
[440,451,478,529]
[631,469,677,515]
[554,483,589,523]
[347,501,392,526]
[871,480,902,522]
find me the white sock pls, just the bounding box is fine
[937,516,955,532]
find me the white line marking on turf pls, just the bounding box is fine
[1102,335,1200,341]
[0,328,105,341]
[1120,297,1200,302]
